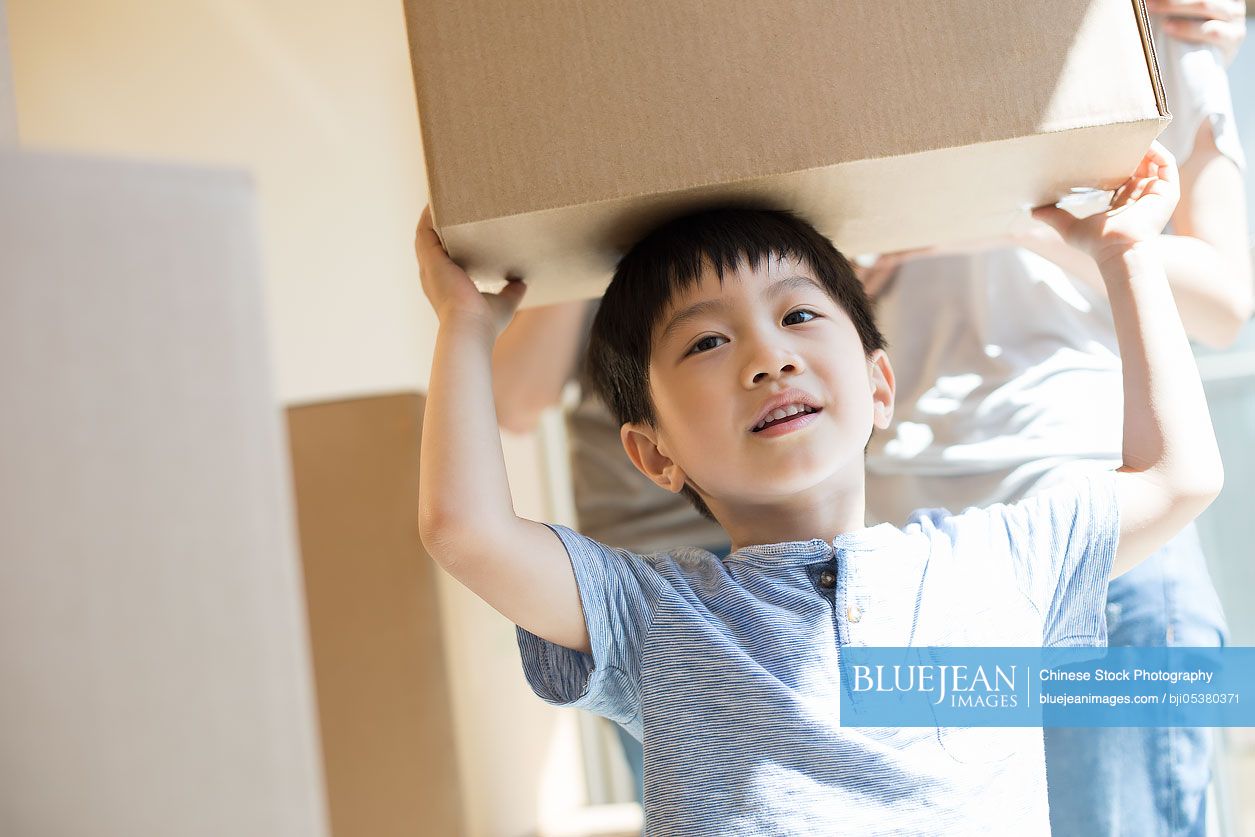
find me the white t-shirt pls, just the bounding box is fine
[866,25,1245,526]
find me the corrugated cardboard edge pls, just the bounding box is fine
[400,1,447,231]
[1131,0,1170,118]
[438,116,1170,307]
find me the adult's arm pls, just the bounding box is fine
[491,300,593,433]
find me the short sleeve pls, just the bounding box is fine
[991,471,1120,647]
[1154,18,1246,172]
[514,523,660,730]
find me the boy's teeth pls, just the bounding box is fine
[755,404,815,430]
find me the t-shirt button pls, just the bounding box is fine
[818,569,836,589]
[847,605,862,623]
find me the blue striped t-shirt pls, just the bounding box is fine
[517,470,1119,836]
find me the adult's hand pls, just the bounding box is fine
[854,252,908,300]
[1146,0,1247,65]
[854,238,1017,300]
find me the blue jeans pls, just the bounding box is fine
[613,543,731,804]
[1044,524,1228,836]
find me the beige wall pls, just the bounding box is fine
[8,0,434,404]
[7,4,588,835]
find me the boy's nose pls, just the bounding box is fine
[743,348,805,387]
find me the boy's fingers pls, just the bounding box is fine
[500,278,528,307]
[1115,175,1147,209]
[1126,177,1151,206]
[1031,205,1074,237]
[416,205,433,242]
[1146,142,1179,182]
[1146,140,1173,163]
[489,279,529,322]
[415,206,451,265]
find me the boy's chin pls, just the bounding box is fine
[739,464,861,500]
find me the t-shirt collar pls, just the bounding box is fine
[724,522,903,566]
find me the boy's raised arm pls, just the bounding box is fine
[1034,143,1225,577]
[415,207,592,654]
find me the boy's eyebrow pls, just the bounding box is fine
[659,274,825,347]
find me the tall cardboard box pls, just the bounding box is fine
[405,0,1168,305]
[286,393,467,837]
[0,150,329,837]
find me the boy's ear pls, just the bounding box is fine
[868,349,895,430]
[620,421,687,494]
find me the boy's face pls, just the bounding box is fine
[620,254,894,514]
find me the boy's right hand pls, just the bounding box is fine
[1032,142,1181,272]
[416,205,527,335]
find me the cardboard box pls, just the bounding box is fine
[405,0,1168,306]
[286,393,467,837]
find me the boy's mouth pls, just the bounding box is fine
[751,404,822,434]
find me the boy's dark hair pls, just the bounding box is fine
[584,205,886,521]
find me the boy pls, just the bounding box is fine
[415,143,1222,835]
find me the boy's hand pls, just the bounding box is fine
[416,205,527,335]
[1032,142,1180,271]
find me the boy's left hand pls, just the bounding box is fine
[1032,142,1180,270]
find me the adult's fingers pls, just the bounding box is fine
[862,264,893,298]
[1163,16,1244,47]
[1146,0,1244,22]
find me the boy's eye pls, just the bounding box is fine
[687,334,726,355]
[783,308,818,326]
[682,311,818,356]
